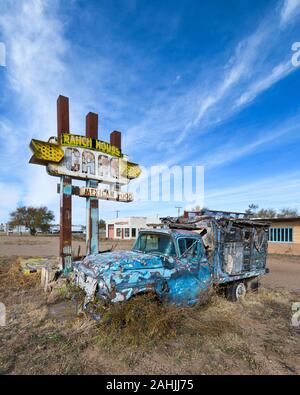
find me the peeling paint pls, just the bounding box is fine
[73,218,269,306]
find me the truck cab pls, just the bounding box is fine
[74,229,212,306]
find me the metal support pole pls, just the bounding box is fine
[110,130,121,149]
[57,95,72,271]
[85,112,99,255]
[110,129,122,194]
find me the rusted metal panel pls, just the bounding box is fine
[110,130,121,149]
[57,95,72,271]
[86,112,99,256]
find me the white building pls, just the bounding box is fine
[106,216,162,240]
[0,223,30,234]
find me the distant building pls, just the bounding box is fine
[0,223,30,234]
[49,224,86,234]
[106,217,162,240]
[264,217,300,255]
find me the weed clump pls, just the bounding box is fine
[93,293,180,346]
[91,292,242,348]
[0,258,39,294]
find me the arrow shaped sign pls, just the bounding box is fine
[29,139,64,164]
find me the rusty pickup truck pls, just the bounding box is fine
[73,214,270,306]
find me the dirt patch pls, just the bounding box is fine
[0,256,299,375]
[262,254,300,292]
[0,235,133,257]
[3,239,51,246]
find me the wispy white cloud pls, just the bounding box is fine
[0,0,140,223]
[0,0,69,221]
[174,9,298,144]
[205,170,300,212]
[0,181,23,223]
[233,61,293,109]
[199,113,300,169]
[124,0,299,152]
[0,0,67,130]
[280,0,300,25]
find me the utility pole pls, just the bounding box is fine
[115,210,120,218]
[175,206,182,218]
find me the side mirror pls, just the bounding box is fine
[162,257,175,269]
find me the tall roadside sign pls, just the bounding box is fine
[29,95,141,271]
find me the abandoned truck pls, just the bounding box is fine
[73,214,270,306]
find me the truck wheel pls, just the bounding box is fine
[226,281,246,302]
[248,277,260,293]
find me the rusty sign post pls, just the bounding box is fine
[57,96,72,270]
[29,95,141,272]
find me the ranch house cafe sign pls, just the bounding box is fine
[28,95,141,270]
[30,133,141,186]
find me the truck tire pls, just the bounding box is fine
[226,281,247,302]
[247,277,260,293]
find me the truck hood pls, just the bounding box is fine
[73,250,164,278]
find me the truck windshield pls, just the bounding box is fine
[133,233,176,256]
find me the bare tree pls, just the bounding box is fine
[256,208,277,218]
[98,219,106,229]
[245,205,299,218]
[245,204,259,217]
[277,208,299,217]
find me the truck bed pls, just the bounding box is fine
[162,215,270,284]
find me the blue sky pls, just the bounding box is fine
[0,0,300,224]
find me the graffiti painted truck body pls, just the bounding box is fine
[73,216,269,306]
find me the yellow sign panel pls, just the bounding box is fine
[61,133,122,158]
[29,137,141,181]
[121,161,142,179]
[30,139,64,163]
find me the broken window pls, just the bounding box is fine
[133,233,176,256]
[178,238,199,258]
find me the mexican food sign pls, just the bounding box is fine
[79,187,133,202]
[29,134,141,186]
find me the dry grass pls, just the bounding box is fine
[0,257,39,295]
[0,256,299,375]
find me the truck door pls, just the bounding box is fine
[163,237,211,306]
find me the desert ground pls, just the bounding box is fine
[0,234,299,375]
